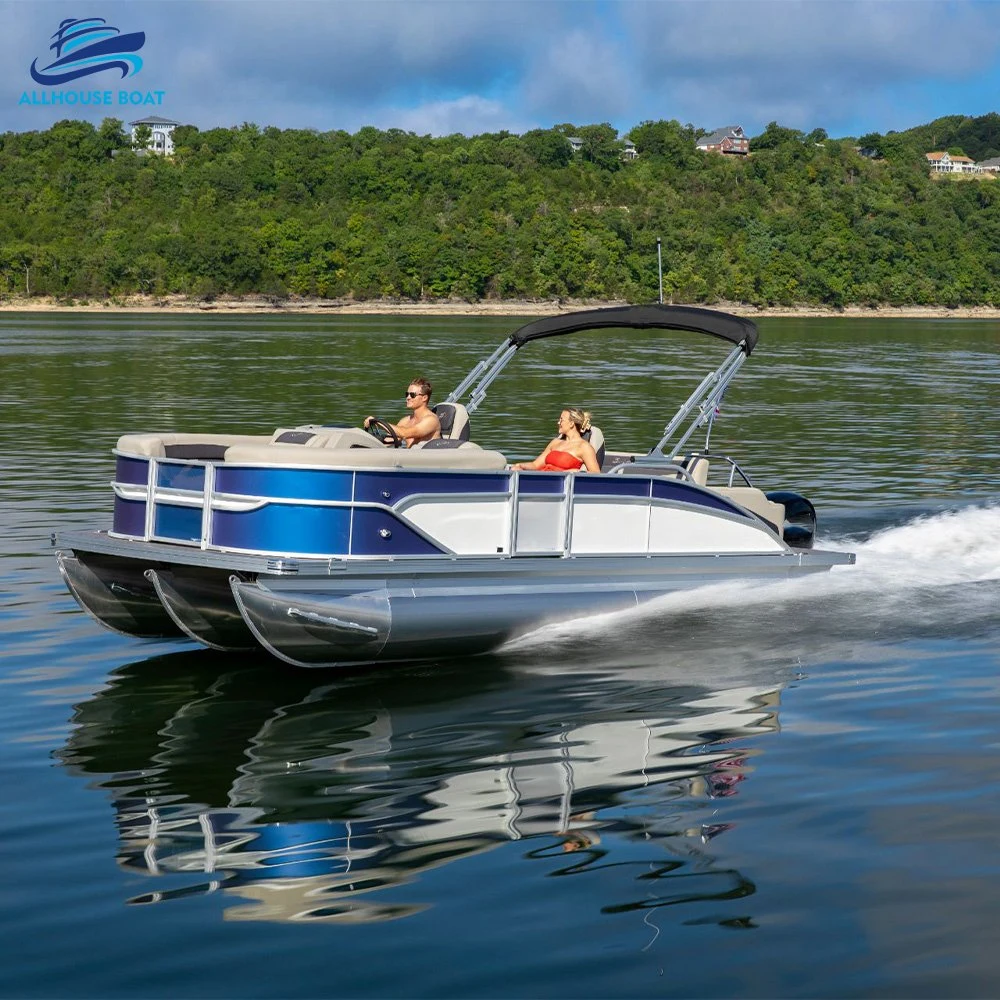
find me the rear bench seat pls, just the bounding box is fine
[116,426,383,458]
[714,487,785,535]
[116,432,271,459]
[118,427,507,470]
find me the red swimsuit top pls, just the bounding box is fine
[539,449,584,472]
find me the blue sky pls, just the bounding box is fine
[4,0,1000,139]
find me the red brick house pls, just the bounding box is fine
[696,125,749,156]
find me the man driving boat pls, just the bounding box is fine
[364,377,442,447]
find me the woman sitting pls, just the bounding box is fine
[512,408,602,473]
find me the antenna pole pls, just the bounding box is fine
[656,238,663,305]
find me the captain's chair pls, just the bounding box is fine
[583,426,606,469]
[433,402,471,442]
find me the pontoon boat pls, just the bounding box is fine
[55,305,854,667]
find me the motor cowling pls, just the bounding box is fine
[765,491,817,550]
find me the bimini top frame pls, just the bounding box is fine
[444,304,759,460]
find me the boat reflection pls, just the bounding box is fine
[60,649,787,924]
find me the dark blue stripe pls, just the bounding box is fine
[212,504,351,555]
[354,471,509,505]
[156,463,205,492]
[513,474,566,495]
[573,477,651,498]
[350,509,445,555]
[651,478,748,517]
[115,455,149,486]
[216,466,353,502]
[113,497,146,536]
[153,504,202,543]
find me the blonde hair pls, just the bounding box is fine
[564,407,592,433]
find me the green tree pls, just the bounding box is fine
[751,121,805,150]
[97,117,127,157]
[577,123,622,170]
[521,129,572,168]
[132,124,152,151]
[1,242,39,295]
[627,120,698,166]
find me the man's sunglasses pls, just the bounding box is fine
[405,391,425,398]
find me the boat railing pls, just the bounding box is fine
[609,452,754,488]
[680,452,754,488]
[608,458,695,482]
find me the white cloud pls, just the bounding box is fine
[2,1,1000,137]
[386,95,532,136]
[622,0,1000,132]
[627,1,1000,79]
[523,27,634,124]
[183,1,546,104]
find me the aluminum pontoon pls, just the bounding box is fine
[55,304,854,667]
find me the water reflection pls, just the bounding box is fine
[60,652,786,925]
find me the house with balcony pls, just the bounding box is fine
[696,125,749,156]
[129,115,179,155]
[925,151,980,174]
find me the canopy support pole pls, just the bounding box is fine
[651,345,746,457]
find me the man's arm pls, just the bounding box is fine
[389,413,441,445]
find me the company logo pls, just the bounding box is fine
[29,17,145,86]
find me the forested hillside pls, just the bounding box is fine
[1,115,998,308]
[869,113,1000,162]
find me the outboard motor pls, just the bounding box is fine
[765,491,817,550]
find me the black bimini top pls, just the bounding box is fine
[507,304,759,355]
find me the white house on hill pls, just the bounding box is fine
[925,151,980,174]
[129,116,179,155]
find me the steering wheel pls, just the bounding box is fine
[365,417,403,448]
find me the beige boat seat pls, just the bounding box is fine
[117,432,270,459]
[224,441,507,470]
[715,487,785,536]
[433,402,471,441]
[270,427,333,446]
[668,454,709,485]
[583,426,606,468]
[271,426,381,450]
[687,455,709,486]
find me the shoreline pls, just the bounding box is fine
[1,294,998,319]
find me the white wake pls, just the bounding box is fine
[505,504,1000,655]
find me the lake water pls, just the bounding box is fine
[1,313,998,998]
